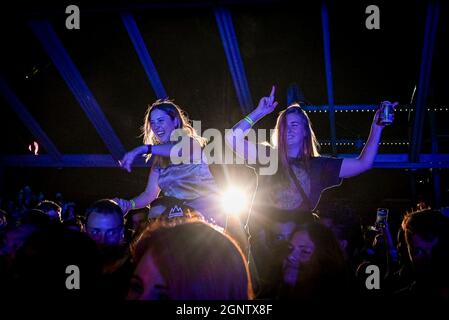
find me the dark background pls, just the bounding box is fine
[0,0,448,225]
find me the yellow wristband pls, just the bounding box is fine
[130,199,136,210]
[244,116,254,126]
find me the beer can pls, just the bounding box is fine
[378,101,394,126]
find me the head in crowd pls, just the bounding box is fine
[128,218,253,300]
[142,99,207,166]
[19,208,52,226]
[258,210,317,252]
[401,209,449,281]
[397,227,411,267]
[282,222,346,299]
[85,199,124,247]
[36,200,62,222]
[1,225,37,259]
[266,220,297,250]
[0,209,7,231]
[1,209,52,261]
[18,186,34,208]
[129,209,147,232]
[317,203,361,261]
[62,202,76,222]
[272,104,320,178]
[63,217,84,233]
[143,99,206,146]
[10,224,102,299]
[260,211,300,251]
[125,209,148,241]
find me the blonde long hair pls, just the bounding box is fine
[142,99,207,166]
[271,104,320,180]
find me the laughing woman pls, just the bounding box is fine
[114,99,223,226]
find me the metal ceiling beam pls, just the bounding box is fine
[0,154,146,168]
[215,7,253,114]
[121,13,167,99]
[2,154,449,169]
[338,153,449,169]
[29,20,126,162]
[0,76,62,163]
[429,110,441,207]
[321,2,337,156]
[409,0,440,162]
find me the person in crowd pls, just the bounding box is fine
[4,224,102,300]
[317,202,362,266]
[85,199,125,247]
[36,200,62,222]
[397,209,449,302]
[225,86,397,224]
[124,209,148,242]
[0,209,7,232]
[0,209,53,294]
[1,209,52,257]
[63,217,84,233]
[129,209,148,235]
[128,218,253,300]
[85,199,134,299]
[252,211,300,298]
[278,221,348,301]
[62,202,77,222]
[379,226,415,299]
[114,99,223,226]
[225,86,396,289]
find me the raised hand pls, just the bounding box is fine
[373,101,398,129]
[119,151,136,173]
[112,197,132,215]
[119,146,147,172]
[254,85,279,117]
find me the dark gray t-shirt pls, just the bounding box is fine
[252,148,343,215]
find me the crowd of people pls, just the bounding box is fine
[1,90,448,302]
[1,186,447,302]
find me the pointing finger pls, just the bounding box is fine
[270,85,275,98]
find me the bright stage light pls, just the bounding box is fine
[221,187,248,215]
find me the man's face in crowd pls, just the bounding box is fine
[407,233,439,276]
[86,212,123,246]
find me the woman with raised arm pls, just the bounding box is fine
[225,86,396,293]
[225,86,397,225]
[114,99,223,226]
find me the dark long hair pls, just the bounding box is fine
[282,222,347,299]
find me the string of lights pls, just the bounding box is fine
[319,141,411,146]
[302,105,449,113]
